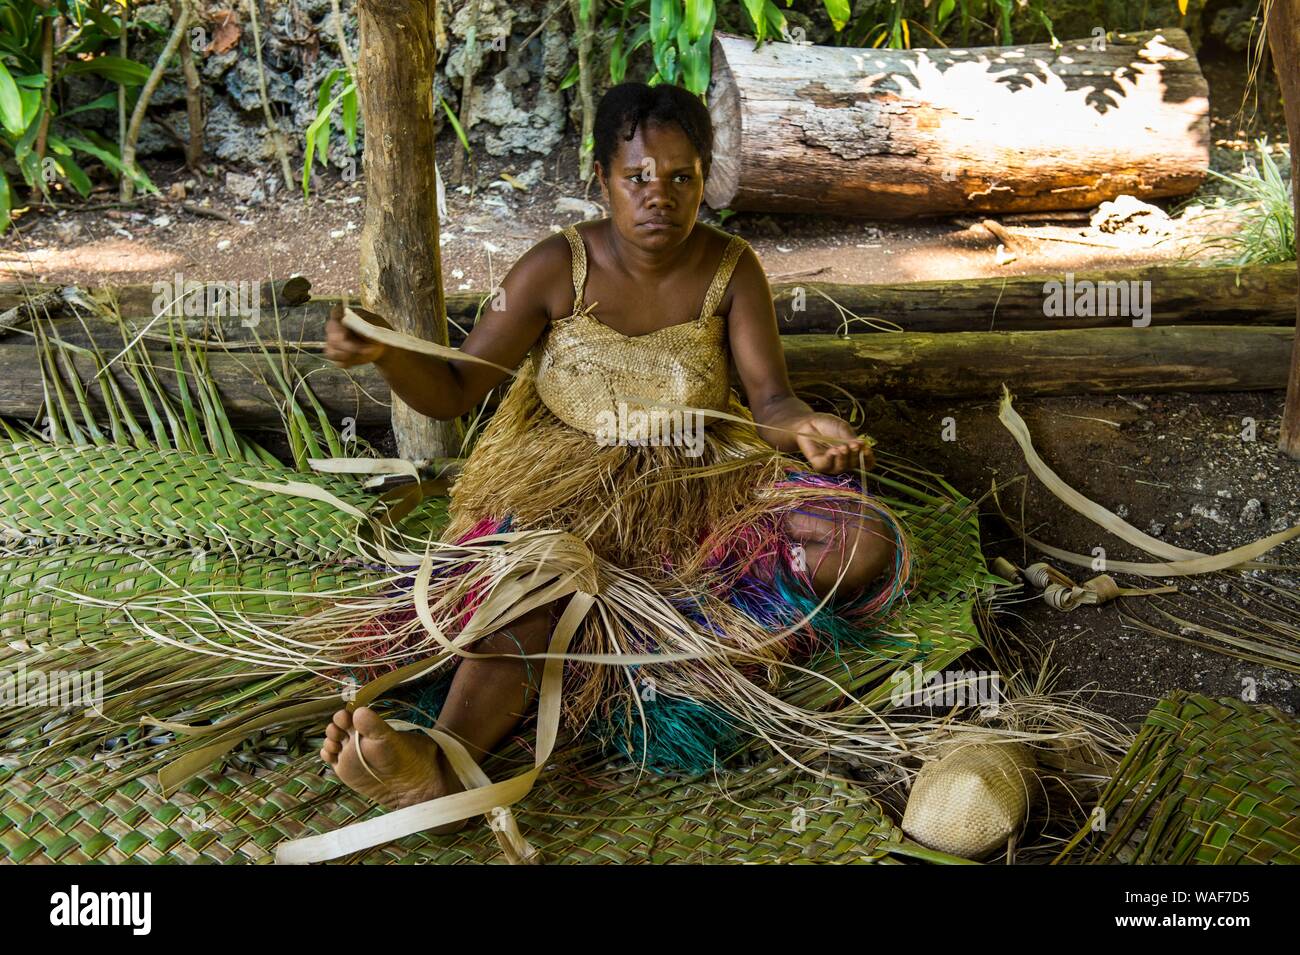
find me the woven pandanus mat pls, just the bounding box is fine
[0,454,994,864]
[0,441,374,560]
[1053,691,1300,864]
[0,751,972,865]
[803,471,996,710]
[0,546,380,651]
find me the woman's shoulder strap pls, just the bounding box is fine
[698,233,749,321]
[561,224,589,310]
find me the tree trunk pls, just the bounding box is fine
[450,0,481,186]
[121,2,189,201]
[570,0,595,182]
[356,0,458,462]
[705,29,1210,218]
[1267,0,1300,458]
[31,7,54,199]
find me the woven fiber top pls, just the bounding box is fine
[531,225,746,437]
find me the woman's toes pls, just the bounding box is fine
[320,744,337,765]
[332,708,353,732]
[322,737,342,758]
[325,722,347,743]
[351,705,392,740]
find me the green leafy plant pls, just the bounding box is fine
[593,0,1080,97]
[301,65,469,198]
[1201,140,1295,266]
[1,0,156,231]
[302,66,358,196]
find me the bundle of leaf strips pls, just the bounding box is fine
[1053,691,1300,864]
[405,461,995,776]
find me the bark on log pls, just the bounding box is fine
[779,326,1294,398]
[1267,0,1300,458]
[768,263,1296,332]
[0,277,311,320]
[705,29,1210,217]
[356,0,458,460]
[9,263,1294,347]
[0,345,388,427]
[5,263,1296,348]
[1,327,1292,427]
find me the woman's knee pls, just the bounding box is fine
[790,505,897,596]
[841,512,897,590]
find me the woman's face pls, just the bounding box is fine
[597,119,704,251]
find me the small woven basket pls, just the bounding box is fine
[902,741,1039,860]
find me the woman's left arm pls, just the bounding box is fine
[727,245,874,474]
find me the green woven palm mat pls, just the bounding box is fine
[0,441,374,559]
[0,547,379,651]
[0,453,992,863]
[1053,691,1300,865]
[0,748,975,864]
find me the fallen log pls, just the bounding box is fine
[781,326,1294,398]
[770,263,1296,333]
[0,344,389,428]
[0,326,1291,427]
[7,263,1295,350]
[0,277,312,338]
[705,29,1210,217]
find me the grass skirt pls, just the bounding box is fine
[343,366,916,773]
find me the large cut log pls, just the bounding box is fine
[1,327,1291,427]
[8,263,1297,351]
[705,29,1210,218]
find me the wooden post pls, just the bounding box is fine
[356,0,458,462]
[1268,0,1300,458]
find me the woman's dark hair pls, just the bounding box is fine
[593,82,713,182]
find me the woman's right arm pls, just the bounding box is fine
[324,234,567,420]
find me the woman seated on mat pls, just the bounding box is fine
[317,81,913,826]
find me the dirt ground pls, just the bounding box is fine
[864,391,1300,723]
[0,134,1265,292]
[1,49,1296,729]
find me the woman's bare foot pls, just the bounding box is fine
[320,706,467,834]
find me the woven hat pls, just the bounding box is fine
[901,740,1039,860]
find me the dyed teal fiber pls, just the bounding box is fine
[395,670,456,728]
[601,687,743,775]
